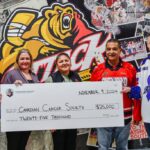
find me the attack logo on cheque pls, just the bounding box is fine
[0,3,111,81]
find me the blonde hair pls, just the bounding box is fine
[14,49,33,72]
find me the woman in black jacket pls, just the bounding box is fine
[46,52,81,150]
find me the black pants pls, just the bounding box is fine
[6,131,31,150]
[52,129,77,150]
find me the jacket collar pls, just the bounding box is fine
[105,58,123,70]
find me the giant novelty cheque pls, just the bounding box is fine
[1,81,124,131]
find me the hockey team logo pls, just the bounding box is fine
[0,3,111,81]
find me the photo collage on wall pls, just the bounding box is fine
[82,0,150,69]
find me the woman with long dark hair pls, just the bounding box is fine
[46,52,81,150]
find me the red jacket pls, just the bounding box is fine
[90,60,141,124]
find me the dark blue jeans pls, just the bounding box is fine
[97,123,130,150]
[144,122,150,140]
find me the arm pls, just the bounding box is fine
[132,99,142,125]
[130,66,142,124]
[2,70,23,85]
[1,72,15,84]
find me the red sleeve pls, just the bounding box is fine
[133,100,142,121]
[129,63,142,121]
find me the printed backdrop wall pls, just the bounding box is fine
[0,0,150,149]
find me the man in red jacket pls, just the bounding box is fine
[91,39,141,150]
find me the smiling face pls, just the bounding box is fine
[105,41,121,65]
[17,52,32,71]
[56,54,71,75]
